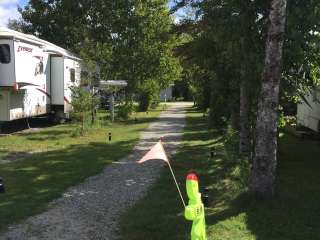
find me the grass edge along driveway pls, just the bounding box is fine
[0,106,164,231]
[119,107,320,240]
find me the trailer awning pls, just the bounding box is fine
[99,80,128,88]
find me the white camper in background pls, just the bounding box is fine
[297,89,320,132]
[0,27,81,124]
[160,84,174,102]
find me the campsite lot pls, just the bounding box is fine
[0,107,163,231]
[120,107,320,240]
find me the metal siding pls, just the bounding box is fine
[63,58,81,112]
[51,56,64,105]
[0,90,9,121]
[13,41,48,119]
[297,90,320,132]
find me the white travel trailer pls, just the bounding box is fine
[0,27,81,124]
[297,89,320,132]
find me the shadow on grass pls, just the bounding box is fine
[0,138,136,231]
[205,134,320,240]
[198,121,320,240]
[119,107,222,240]
[0,117,59,134]
[196,113,320,240]
[0,104,167,231]
[242,135,320,240]
[25,129,71,141]
[119,107,320,240]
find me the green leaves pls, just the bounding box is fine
[19,1,181,111]
[70,85,98,135]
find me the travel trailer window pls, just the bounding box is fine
[70,68,75,82]
[0,44,10,64]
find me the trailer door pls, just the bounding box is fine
[51,56,64,105]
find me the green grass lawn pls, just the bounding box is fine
[119,107,320,240]
[0,107,164,231]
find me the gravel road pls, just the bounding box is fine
[0,102,190,240]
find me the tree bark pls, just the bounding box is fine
[239,38,251,154]
[230,103,240,131]
[249,0,287,197]
[239,77,251,154]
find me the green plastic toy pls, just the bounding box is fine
[184,173,207,240]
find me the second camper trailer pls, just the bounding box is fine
[0,27,81,124]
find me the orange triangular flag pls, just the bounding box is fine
[137,140,169,164]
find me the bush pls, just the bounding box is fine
[278,113,297,129]
[138,92,151,112]
[71,125,88,137]
[150,99,160,109]
[223,123,250,190]
[138,81,161,112]
[117,104,134,120]
[224,124,239,156]
[70,85,98,135]
[209,94,229,128]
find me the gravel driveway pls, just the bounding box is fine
[0,102,190,240]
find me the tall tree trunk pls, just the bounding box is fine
[239,38,251,154]
[249,0,287,197]
[230,103,240,131]
[239,77,251,154]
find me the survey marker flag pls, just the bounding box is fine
[137,140,186,207]
[137,140,169,164]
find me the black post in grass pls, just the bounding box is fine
[108,132,112,142]
[0,178,5,193]
[202,187,209,207]
[210,147,215,158]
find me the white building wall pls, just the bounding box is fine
[160,84,174,102]
[297,89,320,132]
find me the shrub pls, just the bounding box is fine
[224,124,239,156]
[278,113,297,130]
[138,91,151,112]
[70,85,98,135]
[138,81,160,112]
[117,103,134,120]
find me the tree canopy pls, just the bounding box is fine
[171,0,320,196]
[9,0,320,197]
[16,0,182,110]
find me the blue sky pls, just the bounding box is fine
[0,0,27,26]
[0,0,182,27]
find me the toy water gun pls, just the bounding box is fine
[184,173,207,240]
